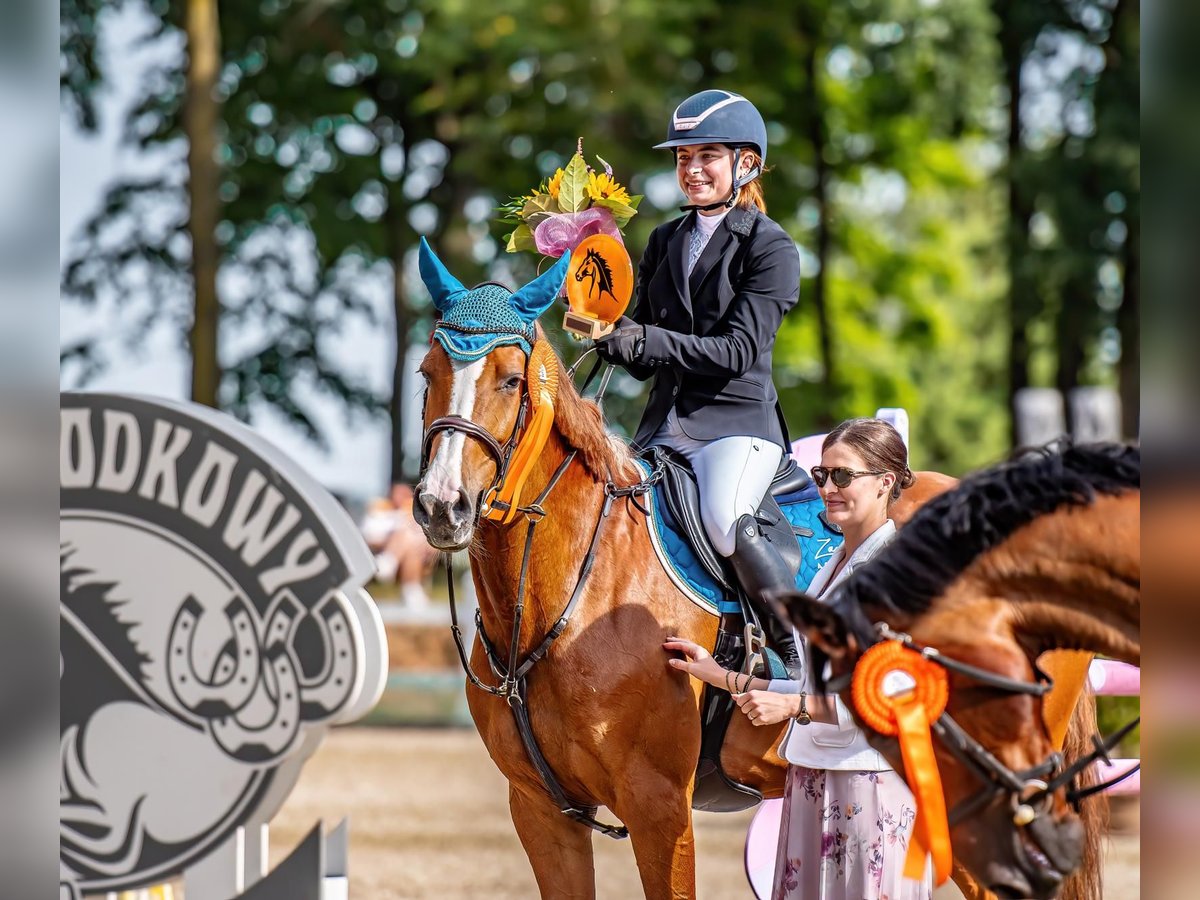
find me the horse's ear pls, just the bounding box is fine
[418,237,468,313]
[510,251,571,323]
[763,589,856,662]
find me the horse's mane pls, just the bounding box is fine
[585,249,614,288]
[541,327,638,483]
[830,442,1140,645]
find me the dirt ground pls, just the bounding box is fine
[269,726,1139,899]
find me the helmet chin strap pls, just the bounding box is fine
[679,147,761,212]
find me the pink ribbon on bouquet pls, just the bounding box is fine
[533,208,622,257]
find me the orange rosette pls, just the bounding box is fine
[852,639,953,886]
[481,340,560,525]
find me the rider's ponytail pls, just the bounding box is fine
[735,151,768,214]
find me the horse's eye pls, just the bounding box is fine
[499,374,523,393]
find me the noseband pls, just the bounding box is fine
[419,402,525,521]
[829,622,1140,829]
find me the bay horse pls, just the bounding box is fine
[409,244,955,898]
[775,443,1138,900]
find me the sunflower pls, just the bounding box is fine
[586,171,631,205]
[546,168,565,200]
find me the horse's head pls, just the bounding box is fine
[412,238,571,551]
[773,444,1141,899]
[781,593,1084,898]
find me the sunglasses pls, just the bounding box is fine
[811,466,885,489]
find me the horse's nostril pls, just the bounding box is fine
[451,489,472,523]
[414,491,437,525]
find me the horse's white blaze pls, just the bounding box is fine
[422,357,485,504]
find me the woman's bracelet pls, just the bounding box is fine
[725,670,752,694]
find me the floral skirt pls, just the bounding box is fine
[771,766,933,900]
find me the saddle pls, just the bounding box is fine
[640,447,843,813]
[650,446,806,597]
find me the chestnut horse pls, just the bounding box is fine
[777,443,1138,900]
[413,319,956,897]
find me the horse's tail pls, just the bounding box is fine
[1058,688,1108,900]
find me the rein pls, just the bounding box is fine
[830,621,1140,835]
[423,356,661,839]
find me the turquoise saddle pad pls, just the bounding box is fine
[636,459,844,615]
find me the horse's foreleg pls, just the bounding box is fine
[508,783,597,899]
[613,772,697,900]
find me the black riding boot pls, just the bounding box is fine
[726,513,803,679]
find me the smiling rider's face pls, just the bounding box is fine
[675,144,751,214]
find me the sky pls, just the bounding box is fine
[60,5,399,504]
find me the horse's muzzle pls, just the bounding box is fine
[980,809,1084,900]
[413,488,474,550]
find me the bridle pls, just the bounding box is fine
[418,324,533,522]
[417,341,660,840]
[828,621,1140,829]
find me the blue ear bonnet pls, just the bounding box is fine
[432,283,536,362]
[419,237,570,363]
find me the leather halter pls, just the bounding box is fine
[828,622,1140,829]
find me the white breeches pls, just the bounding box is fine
[650,409,783,557]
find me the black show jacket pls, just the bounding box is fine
[623,206,801,451]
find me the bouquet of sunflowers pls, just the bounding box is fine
[497,139,642,259]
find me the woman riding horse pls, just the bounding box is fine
[595,88,804,672]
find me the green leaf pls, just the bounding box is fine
[521,193,557,217]
[506,224,536,254]
[593,196,639,229]
[559,152,590,213]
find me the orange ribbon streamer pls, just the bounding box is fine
[482,341,559,525]
[894,691,952,883]
[851,639,953,886]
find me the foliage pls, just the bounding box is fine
[60,0,1139,487]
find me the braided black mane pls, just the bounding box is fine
[829,442,1140,647]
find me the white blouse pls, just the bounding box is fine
[767,519,896,771]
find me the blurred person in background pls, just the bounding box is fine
[361,483,439,609]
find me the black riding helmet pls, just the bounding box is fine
[654,89,768,211]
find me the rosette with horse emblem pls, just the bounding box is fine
[564,233,633,339]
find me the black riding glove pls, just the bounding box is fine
[594,316,646,366]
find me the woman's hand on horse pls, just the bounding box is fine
[594,316,645,365]
[663,637,727,689]
[735,690,800,726]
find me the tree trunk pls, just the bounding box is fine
[1054,278,1088,401]
[999,3,1033,449]
[1117,219,1139,438]
[802,28,835,429]
[184,0,222,408]
[387,192,416,485]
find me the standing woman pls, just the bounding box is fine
[595,89,803,668]
[665,418,932,900]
